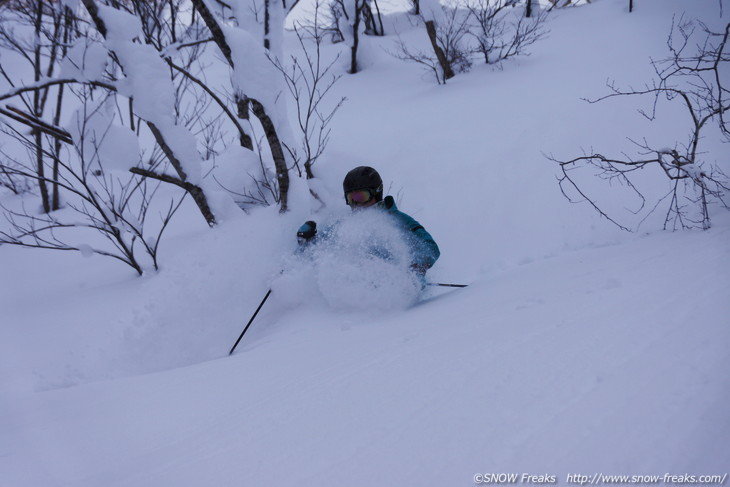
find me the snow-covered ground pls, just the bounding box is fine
[2,0,729,485]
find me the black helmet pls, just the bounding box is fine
[343,166,383,203]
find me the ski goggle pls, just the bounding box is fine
[346,189,376,206]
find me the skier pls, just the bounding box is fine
[296,166,440,278]
[230,168,441,355]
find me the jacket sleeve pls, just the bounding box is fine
[384,197,440,270]
[403,216,440,270]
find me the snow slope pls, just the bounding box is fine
[2,0,729,485]
[4,223,729,486]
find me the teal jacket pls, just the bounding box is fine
[297,195,440,273]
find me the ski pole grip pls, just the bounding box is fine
[297,221,317,241]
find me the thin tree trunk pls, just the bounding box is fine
[51,84,64,211]
[34,0,51,213]
[373,0,385,36]
[424,20,454,82]
[51,6,73,211]
[39,6,62,114]
[350,0,361,74]
[169,0,178,42]
[264,0,270,49]
[128,98,136,132]
[190,0,290,211]
[189,0,231,63]
[249,99,290,211]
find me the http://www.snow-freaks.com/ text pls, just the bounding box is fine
[473,473,728,485]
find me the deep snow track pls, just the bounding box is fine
[4,225,729,487]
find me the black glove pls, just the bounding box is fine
[297,221,317,245]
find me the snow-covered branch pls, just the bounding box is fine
[81,0,217,225]
[189,0,293,212]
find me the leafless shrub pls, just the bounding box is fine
[395,1,548,83]
[0,0,223,224]
[0,92,185,275]
[394,6,472,84]
[0,0,225,273]
[549,18,730,231]
[362,0,385,36]
[325,1,346,43]
[467,0,548,66]
[271,18,346,179]
[435,7,473,75]
[0,0,80,212]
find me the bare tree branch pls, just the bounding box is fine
[0,105,73,143]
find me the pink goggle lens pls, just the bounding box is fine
[346,189,374,205]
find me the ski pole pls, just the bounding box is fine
[427,282,468,288]
[229,289,272,355]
